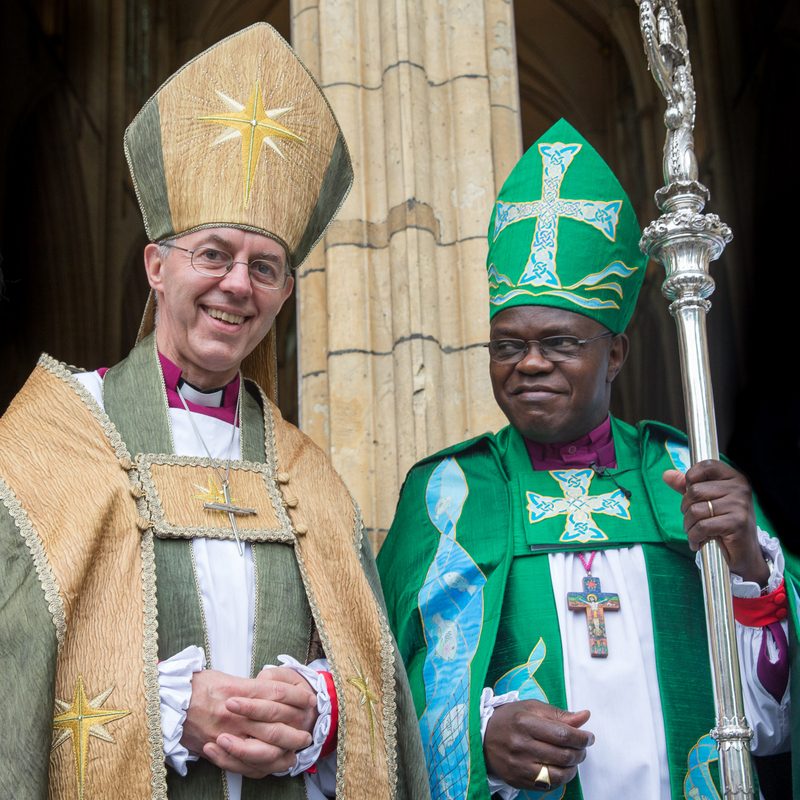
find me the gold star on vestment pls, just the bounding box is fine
[52,676,130,800]
[347,670,379,760]
[194,477,226,505]
[199,80,304,205]
[194,477,242,508]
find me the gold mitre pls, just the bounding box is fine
[125,23,353,398]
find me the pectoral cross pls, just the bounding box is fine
[567,574,620,658]
[204,481,256,555]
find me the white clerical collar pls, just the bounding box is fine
[177,378,224,408]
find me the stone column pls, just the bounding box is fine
[292,0,520,548]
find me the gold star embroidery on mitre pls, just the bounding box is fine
[193,477,242,508]
[198,80,305,205]
[347,670,379,761]
[52,676,130,800]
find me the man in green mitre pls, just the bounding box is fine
[0,24,428,800]
[377,118,794,800]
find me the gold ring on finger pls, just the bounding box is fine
[707,499,715,518]
[533,764,551,791]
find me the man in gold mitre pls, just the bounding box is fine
[0,24,429,800]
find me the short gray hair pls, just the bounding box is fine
[157,237,176,262]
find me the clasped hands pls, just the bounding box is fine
[181,666,319,779]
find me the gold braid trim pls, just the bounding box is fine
[381,616,400,800]
[37,354,133,464]
[0,476,67,649]
[141,529,168,799]
[252,380,280,476]
[352,500,399,799]
[252,380,298,535]
[362,507,400,800]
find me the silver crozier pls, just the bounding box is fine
[636,1,754,797]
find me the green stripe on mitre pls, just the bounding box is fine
[123,97,173,242]
[487,119,646,332]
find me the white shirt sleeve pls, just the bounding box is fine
[265,656,337,799]
[479,687,520,800]
[158,645,206,774]
[727,528,785,599]
[725,529,791,754]
[266,656,334,776]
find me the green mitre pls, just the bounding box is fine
[487,118,647,332]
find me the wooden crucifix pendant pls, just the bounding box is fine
[567,574,620,658]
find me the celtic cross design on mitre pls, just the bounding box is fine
[492,142,622,288]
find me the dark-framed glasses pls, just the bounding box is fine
[484,332,614,364]
[160,242,290,290]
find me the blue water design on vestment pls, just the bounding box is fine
[494,638,565,799]
[418,458,486,800]
[666,440,692,474]
[683,734,721,799]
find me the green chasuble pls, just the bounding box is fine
[378,417,797,800]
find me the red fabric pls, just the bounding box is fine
[319,671,339,758]
[732,578,788,627]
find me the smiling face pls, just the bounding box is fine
[489,305,628,443]
[144,227,294,388]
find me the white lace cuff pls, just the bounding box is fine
[159,645,206,775]
[264,655,332,776]
[480,687,520,800]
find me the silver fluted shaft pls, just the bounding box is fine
[644,198,753,798]
[636,2,754,796]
